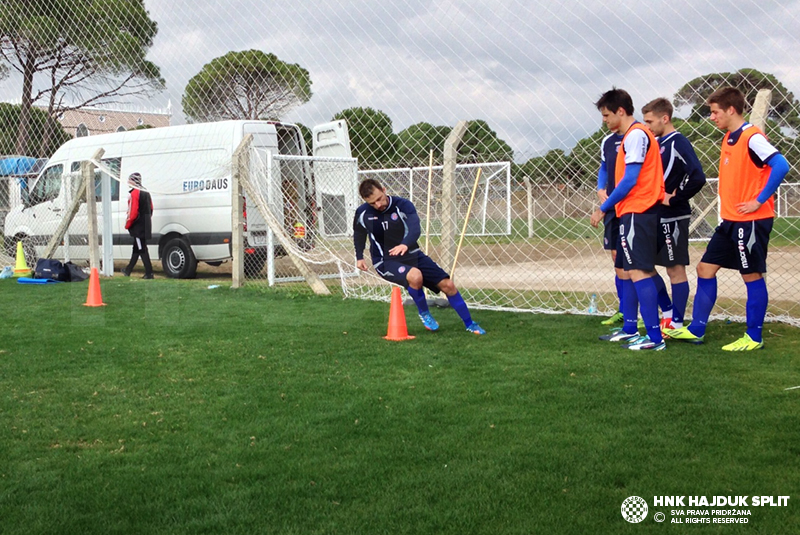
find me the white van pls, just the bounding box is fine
[3,120,351,278]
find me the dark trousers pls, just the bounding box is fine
[126,235,153,275]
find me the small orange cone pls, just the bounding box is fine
[83,267,106,307]
[13,241,31,278]
[384,286,415,341]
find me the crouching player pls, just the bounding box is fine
[353,178,486,335]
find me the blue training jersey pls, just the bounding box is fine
[657,131,706,218]
[353,196,422,264]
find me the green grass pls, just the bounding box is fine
[1,278,799,534]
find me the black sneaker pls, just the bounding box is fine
[121,268,131,277]
[143,273,154,279]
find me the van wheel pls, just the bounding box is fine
[244,249,266,277]
[162,238,197,279]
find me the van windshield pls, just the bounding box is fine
[28,164,63,206]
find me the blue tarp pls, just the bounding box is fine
[0,157,38,176]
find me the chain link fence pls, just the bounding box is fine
[2,1,799,325]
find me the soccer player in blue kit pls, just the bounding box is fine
[590,88,666,350]
[666,87,791,350]
[353,178,486,335]
[642,97,707,333]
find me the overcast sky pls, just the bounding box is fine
[2,0,799,160]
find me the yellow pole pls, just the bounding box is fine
[450,167,482,278]
[423,149,434,254]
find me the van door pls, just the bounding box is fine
[312,120,355,236]
[242,123,277,246]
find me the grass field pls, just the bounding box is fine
[1,277,799,534]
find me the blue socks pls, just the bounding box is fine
[615,275,624,313]
[745,278,768,343]
[447,291,473,327]
[634,278,663,344]
[622,279,639,334]
[651,273,673,316]
[684,277,766,341]
[671,281,690,325]
[408,287,429,314]
[689,277,717,337]
[412,288,475,329]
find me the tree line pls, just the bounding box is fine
[521,69,800,186]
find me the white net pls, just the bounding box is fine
[240,151,360,287]
[2,1,799,324]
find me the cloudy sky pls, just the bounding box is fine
[2,0,799,160]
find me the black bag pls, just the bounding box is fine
[34,258,69,281]
[64,262,89,282]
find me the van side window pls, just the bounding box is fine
[29,164,63,205]
[94,157,121,201]
[68,159,122,202]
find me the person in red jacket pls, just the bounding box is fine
[122,172,154,279]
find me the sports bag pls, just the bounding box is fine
[65,262,89,282]
[34,258,70,281]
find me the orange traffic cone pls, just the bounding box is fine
[83,267,106,307]
[13,241,31,278]
[384,286,415,341]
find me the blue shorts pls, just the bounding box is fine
[619,210,659,272]
[656,216,690,267]
[701,219,772,274]
[375,252,449,293]
[603,211,620,251]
